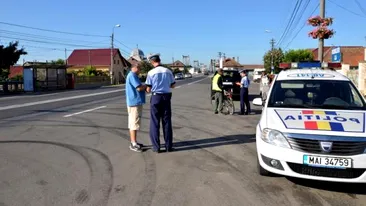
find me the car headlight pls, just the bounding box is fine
[261,128,291,148]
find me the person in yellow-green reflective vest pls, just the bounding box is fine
[211,69,224,114]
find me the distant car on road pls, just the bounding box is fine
[184,73,192,78]
[253,68,265,83]
[203,71,209,75]
[175,73,184,80]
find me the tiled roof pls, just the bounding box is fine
[240,64,264,69]
[215,58,242,67]
[311,46,365,67]
[9,66,23,78]
[169,60,185,67]
[67,48,131,67]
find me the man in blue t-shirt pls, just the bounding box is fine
[126,62,146,152]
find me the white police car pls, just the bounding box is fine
[252,62,366,183]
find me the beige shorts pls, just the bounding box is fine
[127,105,143,130]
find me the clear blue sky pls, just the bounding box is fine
[1,0,366,66]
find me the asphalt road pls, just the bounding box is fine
[0,75,207,120]
[0,75,366,206]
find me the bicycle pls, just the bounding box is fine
[210,88,235,115]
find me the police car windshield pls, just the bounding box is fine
[267,80,366,110]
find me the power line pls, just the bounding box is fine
[0,21,109,37]
[328,0,366,18]
[0,29,109,45]
[0,35,109,48]
[286,0,311,40]
[354,0,366,16]
[277,0,303,47]
[20,44,68,51]
[114,39,133,50]
[285,3,320,49]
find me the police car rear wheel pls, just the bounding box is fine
[257,157,271,176]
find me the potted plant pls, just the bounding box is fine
[307,16,322,26]
[321,17,333,26]
[307,16,335,40]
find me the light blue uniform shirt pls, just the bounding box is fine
[241,76,250,88]
[126,72,146,107]
[145,66,175,93]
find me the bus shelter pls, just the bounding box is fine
[23,62,68,92]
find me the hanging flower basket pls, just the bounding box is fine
[308,27,335,39]
[321,17,333,26]
[307,16,322,26]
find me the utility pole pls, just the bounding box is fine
[218,52,223,69]
[88,50,91,66]
[110,33,114,85]
[64,48,67,65]
[270,38,275,74]
[318,0,325,62]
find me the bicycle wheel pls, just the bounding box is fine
[226,99,235,115]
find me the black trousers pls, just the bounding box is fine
[150,93,173,151]
[240,87,250,115]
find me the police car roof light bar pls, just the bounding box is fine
[279,62,342,71]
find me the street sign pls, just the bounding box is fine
[331,47,341,63]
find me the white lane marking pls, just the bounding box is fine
[175,86,181,88]
[64,106,107,117]
[0,96,122,123]
[0,89,124,111]
[0,85,126,101]
[187,77,208,85]
[0,76,204,111]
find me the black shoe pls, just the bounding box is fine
[166,148,175,153]
[214,111,218,114]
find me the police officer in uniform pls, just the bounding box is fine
[237,70,251,115]
[212,68,224,114]
[145,53,176,153]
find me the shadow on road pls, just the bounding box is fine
[287,177,366,195]
[150,134,256,152]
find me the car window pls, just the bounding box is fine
[222,71,240,81]
[267,80,366,110]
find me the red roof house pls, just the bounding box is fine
[8,66,24,78]
[67,48,131,84]
[310,46,365,67]
[67,48,130,68]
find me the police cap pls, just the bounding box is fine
[147,53,161,61]
[240,69,247,74]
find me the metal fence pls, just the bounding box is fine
[74,76,109,84]
[0,81,24,94]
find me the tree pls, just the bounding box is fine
[83,65,98,76]
[0,41,27,79]
[139,61,153,74]
[283,49,314,63]
[263,48,284,74]
[51,58,65,65]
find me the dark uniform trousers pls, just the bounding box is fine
[240,87,250,115]
[150,93,173,151]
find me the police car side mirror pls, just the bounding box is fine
[253,98,263,106]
